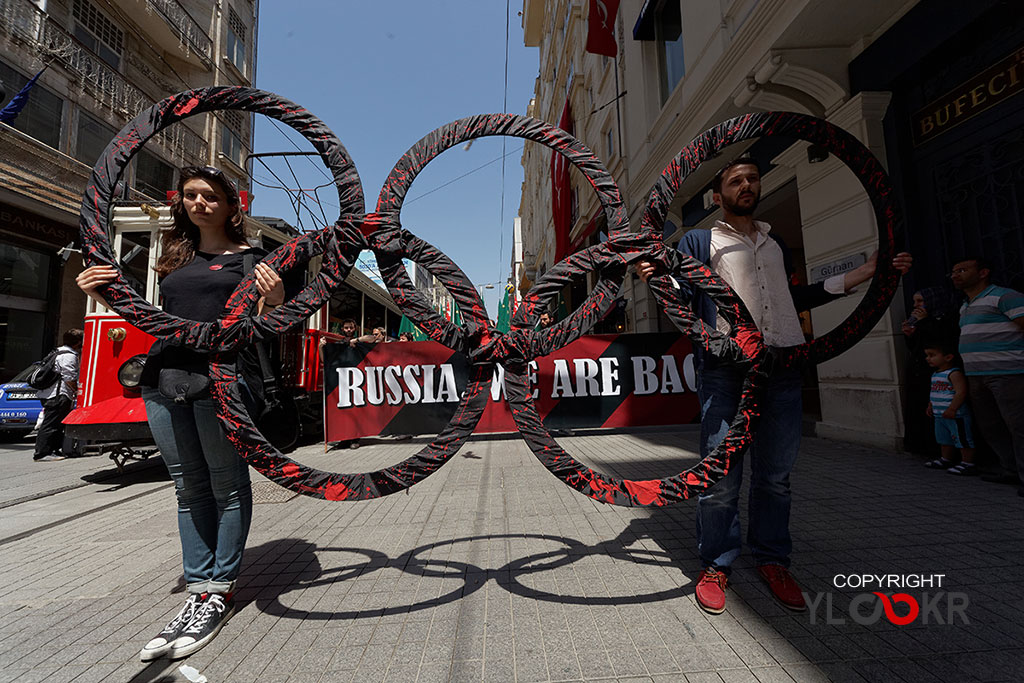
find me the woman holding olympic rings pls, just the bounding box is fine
[77,166,284,661]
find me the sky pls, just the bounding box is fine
[251,1,540,318]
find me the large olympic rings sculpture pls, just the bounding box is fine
[79,87,901,506]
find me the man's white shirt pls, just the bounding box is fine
[37,346,79,401]
[709,220,846,347]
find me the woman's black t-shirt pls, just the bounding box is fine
[140,247,267,386]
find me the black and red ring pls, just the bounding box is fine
[79,86,366,351]
[81,87,901,506]
[640,111,902,369]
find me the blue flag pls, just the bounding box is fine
[0,68,45,124]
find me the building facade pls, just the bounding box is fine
[519,0,1024,448]
[0,0,259,382]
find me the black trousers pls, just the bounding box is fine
[33,396,73,459]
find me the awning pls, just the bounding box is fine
[633,0,657,40]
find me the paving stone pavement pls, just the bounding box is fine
[0,436,161,508]
[0,430,1021,682]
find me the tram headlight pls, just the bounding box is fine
[117,355,147,389]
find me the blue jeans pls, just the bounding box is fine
[696,365,802,573]
[143,386,253,595]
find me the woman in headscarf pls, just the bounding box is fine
[902,286,959,456]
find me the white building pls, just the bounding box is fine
[519,0,1024,448]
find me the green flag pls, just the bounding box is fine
[398,315,427,341]
[496,284,513,333]
[556,290,569,322]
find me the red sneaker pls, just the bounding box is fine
[757,564,807,611]
[695,568,728,614]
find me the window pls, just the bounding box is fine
[0,242,50,300]
[0,60,63,149]
[72,0,123,69]
[134,151,174,199]
[221,124,244,168]
[118,231,151,301]
[227,8,247,74]
[73,111,116,165]
[569,187,579,227]
[219,109,247,168]
[654,1,684,104]
[221,108,246,135]
[606,128,614,158]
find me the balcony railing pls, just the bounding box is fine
[145,0,213,65]
[0,0,208,164]
[1,123,158,217]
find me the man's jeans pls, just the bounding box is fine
[696,365,802,572]
[143,387,253,595]
[967,374,1024,479]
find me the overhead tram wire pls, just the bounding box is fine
[264,118,335,184]
[405,145,524,206]
[262,143,528,219]
[249,174,336,196]
[254,156,326,232]
[254,158,304,229]
[497,0,511,291]
[280,151,331,227]
[249,171,336,229]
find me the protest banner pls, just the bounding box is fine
[323,333,699,441]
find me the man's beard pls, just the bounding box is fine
[723,191,760,216]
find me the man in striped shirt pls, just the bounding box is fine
[951,257,1024,495]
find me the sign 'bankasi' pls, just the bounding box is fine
[322,333,700,441]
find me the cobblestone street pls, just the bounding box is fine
[0,430,1021,682]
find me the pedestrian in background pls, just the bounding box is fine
[922,338,976,475]
[901,286,958,457]
[77,165,285,660]
[337,318,359,345]
[32,328,83,462]
[950,257,1024,496]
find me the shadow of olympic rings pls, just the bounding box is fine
[250,533,692,621]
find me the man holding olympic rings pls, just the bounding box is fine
[638,156,912,615]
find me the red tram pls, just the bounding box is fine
[65,204,399,468]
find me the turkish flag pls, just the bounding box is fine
[551,98,573,263]
[586,0,620,57]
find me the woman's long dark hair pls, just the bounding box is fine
[155,166,247,277]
